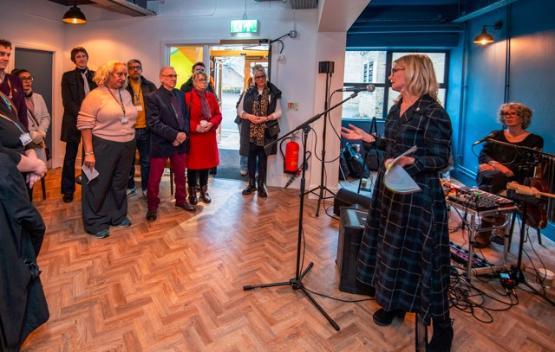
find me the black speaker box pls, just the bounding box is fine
[336,207,374,295]
[318,61,335,74]
[333,188,371,216]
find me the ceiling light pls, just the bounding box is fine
[63,3,87,25]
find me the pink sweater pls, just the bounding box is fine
[77,87,137,143]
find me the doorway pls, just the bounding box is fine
[169,42,270,180]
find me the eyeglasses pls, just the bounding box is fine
[162,74,178,78]
[128,65,142,70]
[196,78,207,82]
[391,67,405,74]
[254,75,266,79]
[20,76,33,82]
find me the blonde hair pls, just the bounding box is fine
[93,61,127,87]
[395,54,438,100]
[498,102,533,129]
[252,64,266,77]
[193,71,208,81]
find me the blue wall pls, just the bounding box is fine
[455,0,555,239]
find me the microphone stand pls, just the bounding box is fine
[307,69,335,217]
[243,91,361,331]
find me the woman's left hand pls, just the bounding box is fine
[385,156,415,169]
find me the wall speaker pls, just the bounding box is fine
[318,61,334,74]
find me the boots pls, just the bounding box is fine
[242,179,257,195]
[427,319,453,352]
[188,186,198,205]
[372,309,406,326]
[257,180,268,198]
[200,185,211,203]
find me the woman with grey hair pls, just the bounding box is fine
[237,64,282,198]
[475,102,543,247]
[77,61,137,238]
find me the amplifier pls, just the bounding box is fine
[336,207,374,295]
[333,188,371,216]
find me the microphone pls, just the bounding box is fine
[335,84,376,93]
[473,132,496,146]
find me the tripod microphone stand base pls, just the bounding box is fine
[243,262,341,331]
[306,185,336,217]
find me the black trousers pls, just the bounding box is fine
[81,136,135,234]
[187,169,209,188]
[248,143,267,183]
[61,140,80,195]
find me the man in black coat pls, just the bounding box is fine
[0,152,48,351]
[60,47,96,203]
[145,66,195,221]
[126,59,157,196]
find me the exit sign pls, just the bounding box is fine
[230,20,259,34]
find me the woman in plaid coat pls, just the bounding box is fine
[342,54,453,352]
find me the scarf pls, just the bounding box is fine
[195,89,211,121]
[249,86,270,146]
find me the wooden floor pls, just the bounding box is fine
[21,169,555,352]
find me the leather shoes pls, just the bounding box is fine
[63,193,73,203]
[188,186,198,205]
[75,175,82,185]
[427,321,453,352]
[90,228,109,239]
[242,180,257,195]
[373,309,406,326]
[176,202,196,212]
[145,210,157,221]
[257,183,268,198]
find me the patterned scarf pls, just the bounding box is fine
[249,86,269,146]
[195,88,211,120]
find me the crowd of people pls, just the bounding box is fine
[3,33,548,351]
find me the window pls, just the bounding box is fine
[342,50,449,120]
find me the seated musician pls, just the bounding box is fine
[475,102,543,248]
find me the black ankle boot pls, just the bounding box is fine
[242,179,257,195]
[257,181,268,198]
[188,186,198,205]
[373,309,406,326]
[200,185,211,203]
[427,319,453,352]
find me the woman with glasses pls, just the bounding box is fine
[237,64,282,198]
[342,55,453,351]
[13,69,51,163]
[77,61,137,238]
[475,102,543,247]
[185,71,221,205]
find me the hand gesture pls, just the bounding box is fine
[341,124,375,144]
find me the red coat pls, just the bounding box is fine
[185,90,222,169]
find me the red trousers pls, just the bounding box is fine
[147,152,187,211]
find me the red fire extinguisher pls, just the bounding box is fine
[284,139,299,174]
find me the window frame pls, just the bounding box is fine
[343,49,450,120]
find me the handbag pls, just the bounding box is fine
[266,120,280,138]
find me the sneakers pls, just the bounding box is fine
[114,217,132,228]
[91,229,110,239]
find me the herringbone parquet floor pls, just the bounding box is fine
[20,169,555,351]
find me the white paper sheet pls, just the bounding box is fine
[81,164,100,182]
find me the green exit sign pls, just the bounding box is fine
[230,20,259,34]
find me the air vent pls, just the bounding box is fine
[290,0,318,9]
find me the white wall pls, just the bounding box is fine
[4,0,357,192]
[0,0,67,169]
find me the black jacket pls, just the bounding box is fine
[60,68,96,143]
[126,75,157,126]
[0,153,48,351]
[146,87,190,157]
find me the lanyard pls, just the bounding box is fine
[0,90,15,114]
[106,87,126,117]
[0,112,27,135]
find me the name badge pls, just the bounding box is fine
[121,116,129,124]
[135,105,143,112]
[20,132,32,146]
